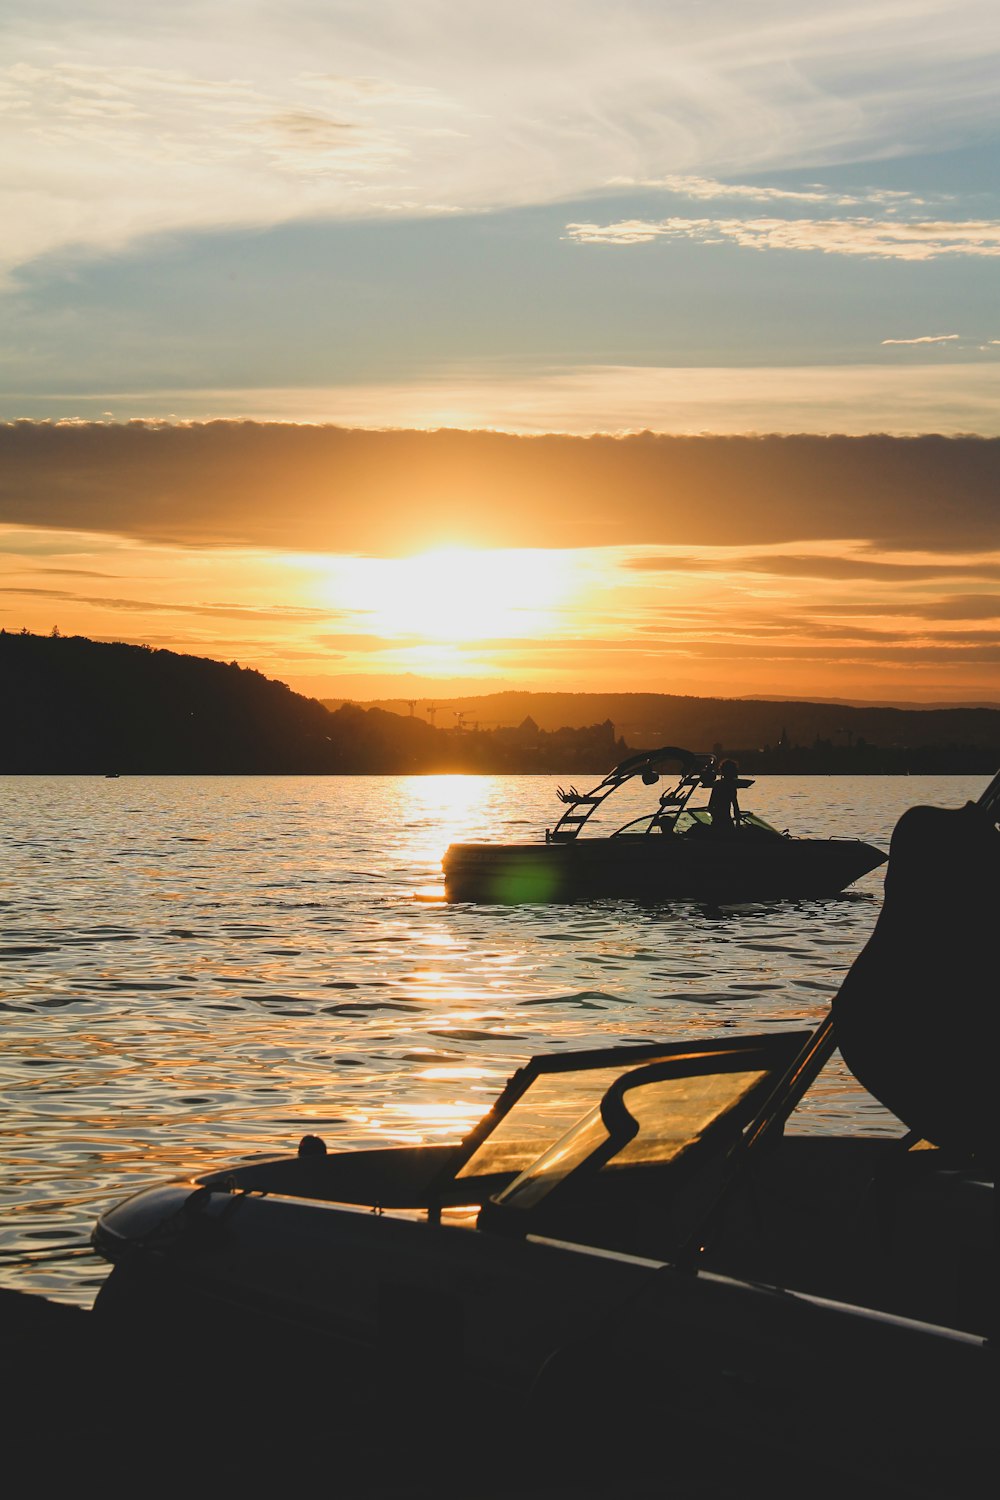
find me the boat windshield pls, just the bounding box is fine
[448,1032,807,1185]
[456,1065,666,1178]
[672,809,713,834]
[740,812,782,834]
[489,1059,771,1214]
[673,809,781,836]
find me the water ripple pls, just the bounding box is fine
[0,771,978,1307]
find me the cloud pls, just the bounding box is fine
[615,174,923,208]
[881,334,961,345]
[626,553,1000,581]
[2,422,999,558]
[807,595,1000,619]
[4,3,1000,276]
[313,633,417,651]
[492,639,1000,671]
[263,112,358,150]
[2,581,334,621]
[565,217,1000,260]
[28,566,119,578]
[0,57,416,281]
[893,594,1000,619]
[9,361,1000,437]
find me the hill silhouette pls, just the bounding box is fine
[0,633,623,774]
[341,690,1000,769]
[2,631,341,774]
[3,632,997,775]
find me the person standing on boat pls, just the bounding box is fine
[707,760,742,833]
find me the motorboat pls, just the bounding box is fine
[442,746,887,902]
[89,777,994,1490]
[91,1019,992,1493]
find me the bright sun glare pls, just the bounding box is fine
[319,546,573,643]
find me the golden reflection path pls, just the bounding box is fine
[2,771,970,1306]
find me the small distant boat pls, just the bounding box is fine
[443,746,887,903]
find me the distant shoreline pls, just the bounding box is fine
[4,632,997,778]
[2,766,995,778]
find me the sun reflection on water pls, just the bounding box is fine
[415,1067,490,1081]
[396,772,509,896]
[0,769,934,1307]
[376,1098,486,1142]
[407,773,491,831]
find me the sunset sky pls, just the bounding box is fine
[2,2,998,704]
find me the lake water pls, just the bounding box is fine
[0,772,986,1309]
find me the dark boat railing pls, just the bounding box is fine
[549,746,714,843]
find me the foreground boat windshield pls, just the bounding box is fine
[496,1065,769,1210]
[481,1043,785,1225]
[444,1032,807,1198]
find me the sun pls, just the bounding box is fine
[321,546,574,644]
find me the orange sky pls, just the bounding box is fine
[2,424,997,704]
[4,8,999,705]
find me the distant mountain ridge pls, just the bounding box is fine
[0,633,621,774]
[3,632,997,774]
[738,694,1000,711]
[327,689,1000,756]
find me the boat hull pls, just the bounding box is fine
[91,1142,991,1494]
[443,833,887,903]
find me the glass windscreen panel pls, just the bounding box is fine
[492,1068,766,1214]
[672,810,712,834]
[488,1106,613,1210]
[609,1069,766,1165]
[455,1068,633,1178]
[455,1051,711,1179]
[741,813,780,835]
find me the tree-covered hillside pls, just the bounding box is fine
[0,633,625,774]
[2,631,340,773]
[3,632,997,774]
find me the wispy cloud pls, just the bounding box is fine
[664,640,1000,664]
[637,616,1000,648]
[881,334,961,344]
[28,566,119,578]
[612,173,924,208]
[566,217,1000,260]
[0,57,428,280]
[314,633,418,652]
[3,3,1000,276]
[818,594,1000,619]
[4,583,334,622]
[9,361,1000,438]
[494,637,1000,673]
[625,553,1000,581]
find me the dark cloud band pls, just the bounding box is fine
[1,423,998,555]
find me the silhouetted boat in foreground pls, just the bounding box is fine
[92,1021,991,1493]
[443,746,887,902]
